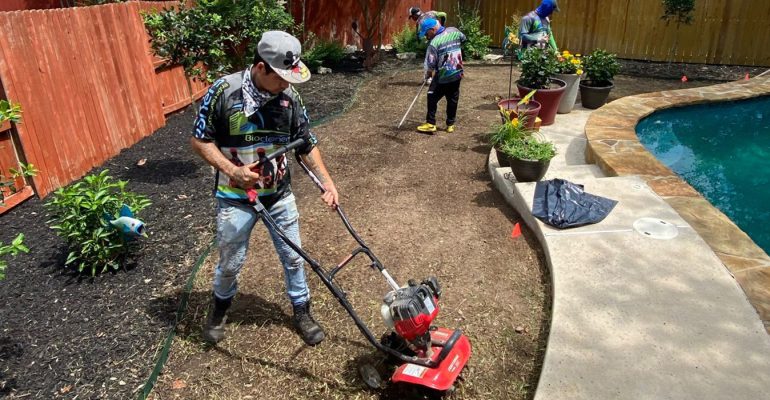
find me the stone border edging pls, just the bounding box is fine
[584,76,770,332]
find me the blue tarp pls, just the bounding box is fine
[532,179,618,228]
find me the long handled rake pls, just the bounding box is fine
[397,80,427,129]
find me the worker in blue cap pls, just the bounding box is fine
[416,18,466,134]
[519,0,559,51]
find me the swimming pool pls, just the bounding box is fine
[636,96,770,254]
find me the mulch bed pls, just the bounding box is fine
[0,56,376,399]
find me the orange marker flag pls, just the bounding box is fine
[511,222,522,238]
[681,75,688,83]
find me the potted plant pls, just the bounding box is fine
[554,50,583,114]
[579,49,621,109]
[497,90,541,130]
[489,112,532,169]
[504,134,557,182]
[517,47,566,126]
[490,113,556,182]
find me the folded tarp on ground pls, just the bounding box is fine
[532,178,618,229]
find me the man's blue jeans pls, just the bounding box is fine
[213,194,310,306]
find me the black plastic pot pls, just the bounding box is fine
[579,80,614,109]
[495,148,513,169]
[509,157,550,182]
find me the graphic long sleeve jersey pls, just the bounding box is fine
[424,27,466,84]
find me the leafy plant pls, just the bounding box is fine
[0,234,28,281]
[556,50,583,75]
[0,100,22,124]
[302,34,345,72]
[490,112,532,150]
[457,5,491,59]
[45,170,151,276]
[502,135,556,162]
[518,47,560,89]
[583,49,621,85]
[143,1,232,81]
[661,0,696,26]
[392,24,428,55]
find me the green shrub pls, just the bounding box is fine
[143,0,296,82]
[518,47,559,89]
[0,100,22,124]
[45,170,151,276]
[457,5,491,59]
[302,34,345,71]
[0,234,28,281]
[392,24,428,54]
[583,49,621,85]
[502,136,556,162]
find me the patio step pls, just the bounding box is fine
[488,165,770,399]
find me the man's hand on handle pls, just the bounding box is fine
[229,163,262,189]
[321,182,339,209]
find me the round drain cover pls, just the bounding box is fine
[633,218,678,240]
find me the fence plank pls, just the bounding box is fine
[0,3,181,198]
[434,0,770,66]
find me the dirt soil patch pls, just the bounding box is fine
[1,53,723,400]
[151,63,723,400]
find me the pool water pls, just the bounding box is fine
[636,96,770,254]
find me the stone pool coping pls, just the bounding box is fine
[585,75,770,332]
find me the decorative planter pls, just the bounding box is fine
[497,98,542,130]
[509,157,551,182]
[579,80,614,109]
[517,78,567,126]
[554,73,581,114]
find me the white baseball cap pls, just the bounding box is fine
[257,31,311,84]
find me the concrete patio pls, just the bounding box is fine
[488,83,770,398]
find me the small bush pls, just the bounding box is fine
[302,34,345,71]
[457,6,491,59]
[518,47,560,89]
[392,24,428,55]
[0,233,28,280]
[583,49,621,85]
[45,170,151,276]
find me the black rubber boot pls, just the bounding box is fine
[292,302,325,346]
[202,294,233,344]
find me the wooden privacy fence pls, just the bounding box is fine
[290,0,432,47]
[434,0,770,66]
[0,1,208,206]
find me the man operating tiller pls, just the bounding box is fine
[191,30,338,347]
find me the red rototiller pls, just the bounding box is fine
[247,138,471,394]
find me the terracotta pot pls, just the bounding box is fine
[509,157,551,182]
[497,98,542,130]
[517,78,567,126]
[579,80,614,109]
[554,73,581,114]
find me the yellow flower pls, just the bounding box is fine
[571,59,580,65]
[576,69,583,75]
[562,50,570,56]
[575,54,582,57]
